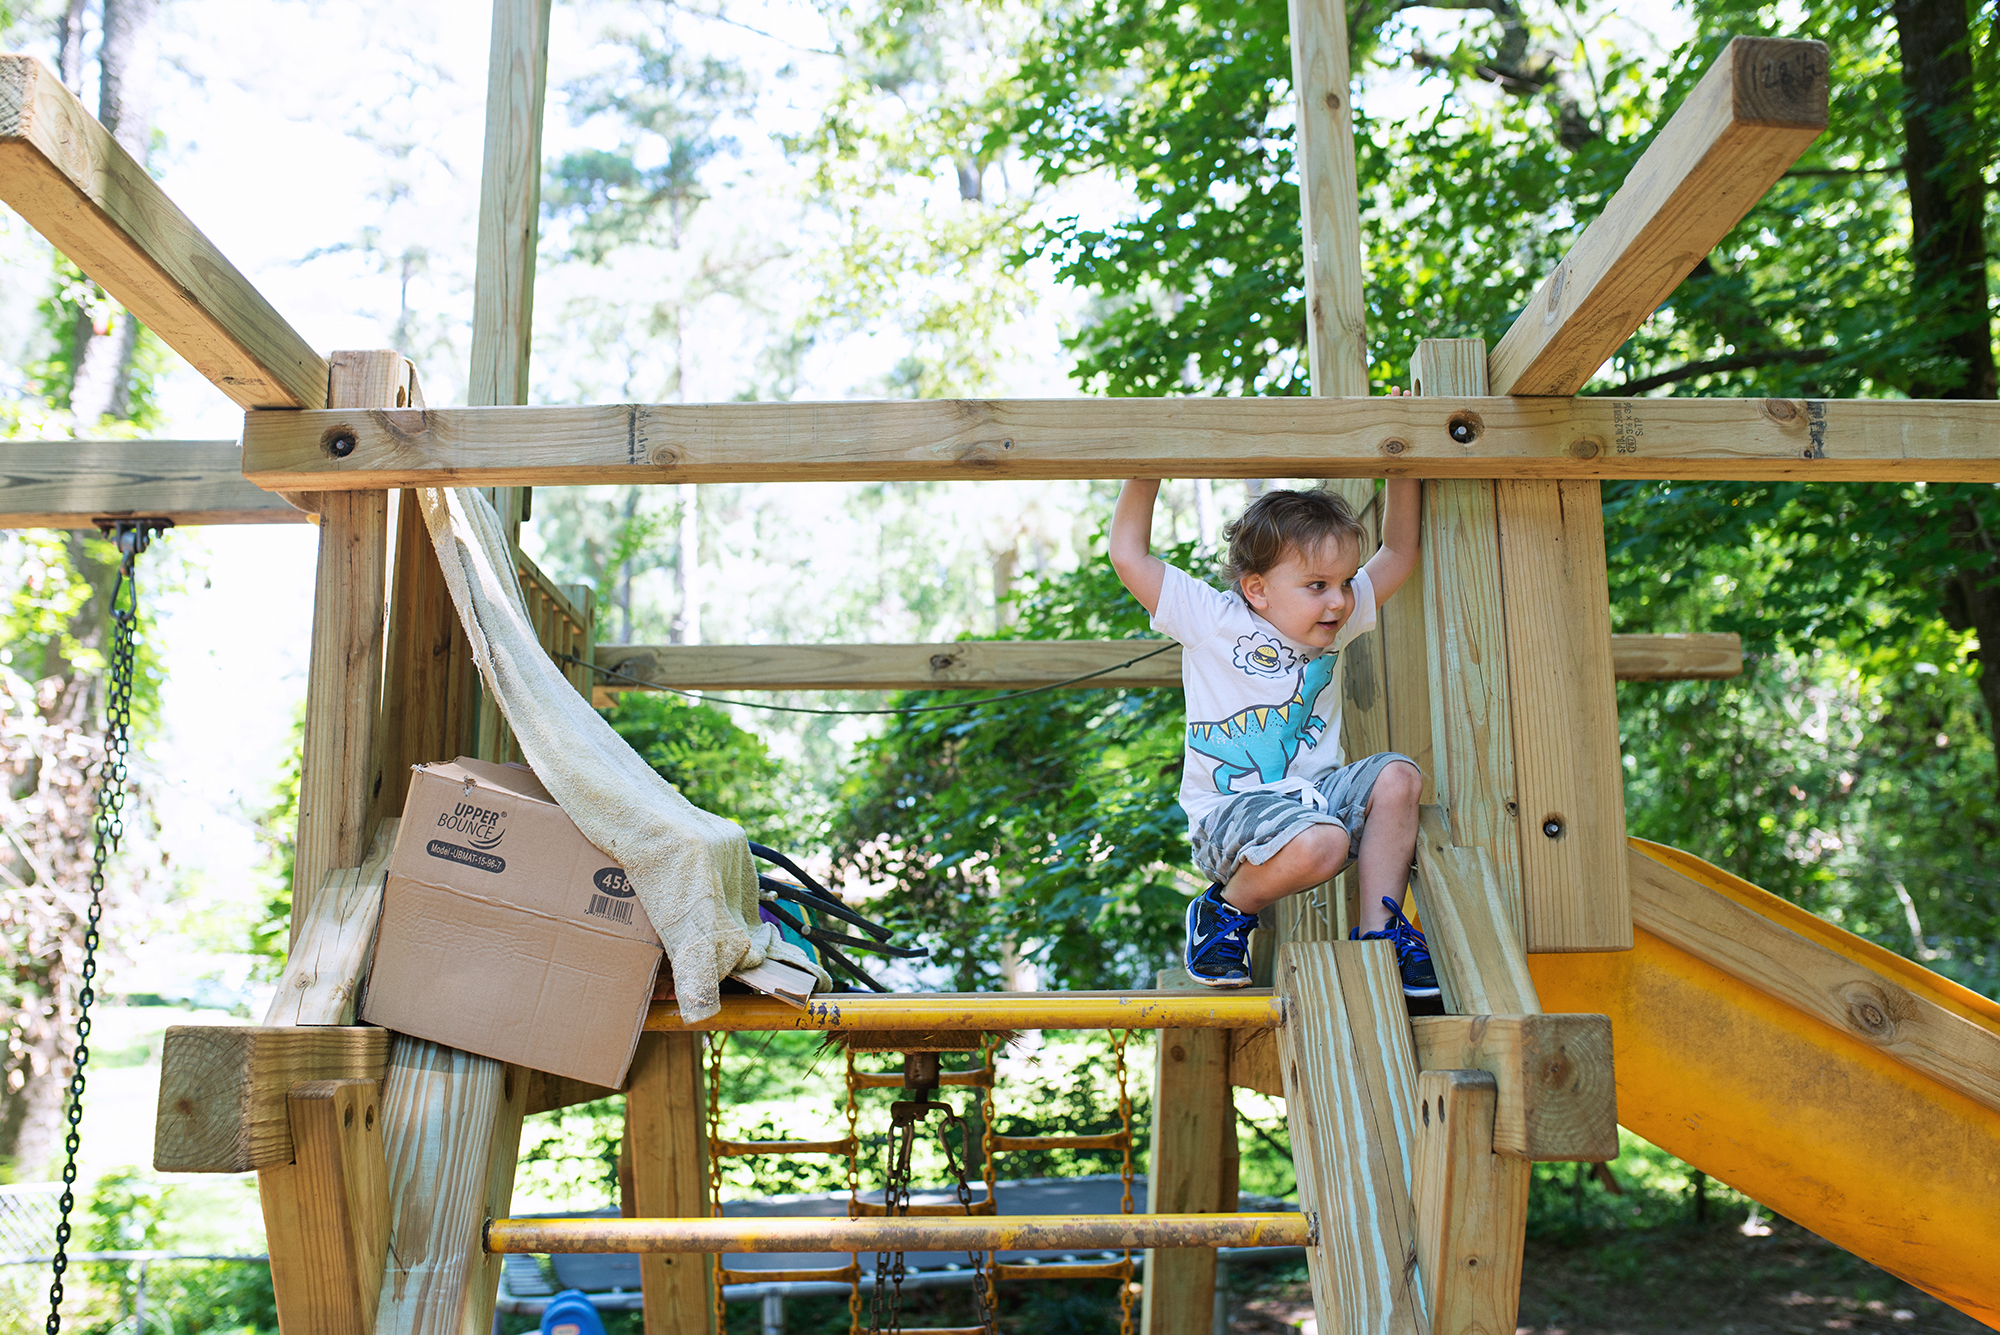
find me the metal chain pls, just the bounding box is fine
[938,1103,996,1335]
[46,520,161,1335]
[846,1050,864,1335]
[705,1032,728,1335]
[1114,1029,1136,1335]
[978,1037,999,1324]
[869,1112,915,1334]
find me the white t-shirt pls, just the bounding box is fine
[1149,562,1378,833]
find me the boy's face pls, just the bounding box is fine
[1239,538,1361,650]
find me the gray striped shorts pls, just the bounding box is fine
[1189,752,1420,886]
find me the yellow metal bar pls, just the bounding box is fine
[994,1260,1132,1281]
[645,990,1281,1034]
[990,1133,1128,1152]
[848,1067,994,1089]
[847,1199,996,1217]
[712,1138,857,1158]
[486,1213,1309,1255]
[719,1264,860,1286]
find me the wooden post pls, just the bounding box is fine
[259,1079,390,1335]
[291,350,401,947]
[373,1040,528,1335]
[1139,1020,1231,1335]
[1412,1070,1529,1333]
[1277,941,1427,1335]
[626,1032,715,1333]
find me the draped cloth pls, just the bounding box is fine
[414,486,826,1021]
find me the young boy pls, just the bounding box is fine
[1109,478,1436,995]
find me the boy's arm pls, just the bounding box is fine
[1110,479,1167,615]
[1362,477,1421,605]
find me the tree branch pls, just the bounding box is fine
[1604,348,1836,396]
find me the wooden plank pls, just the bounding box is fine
[235,394,2000,488]
[1499,479,1632,951]
[1277,941,1426,1335]
[625,1032,714,1333]
[374,1039,527,1335]
[1411,1070,1529,1334]
[0,56,327,409]
[1630,846,2000,1116]
[1408,1013,1617,1162]
[1139,1024,1230,1335]
[1227,1027,1284,1098]
[589,635,1738,696]
[263,818,399,1026]
[259,1079,390,1335]
[468,0,552,410]
[378,484,478,819]
[1490,38,1828,397]
[1417,343,1527,960]
[1287,0,1366,395]
[0,440,308,529]
[1611,631,1742,679]
[291,352,400,948]
[524,1069,619,1116]
[153,1026,389,1172]
[1410,807,1540,1017]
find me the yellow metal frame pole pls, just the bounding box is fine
[643,992,1282,1034]
[486,1213,1311,1255]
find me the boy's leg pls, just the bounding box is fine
[1220,823,1349,916]
[1353,760,1422,934]
[1186,795,1352,988]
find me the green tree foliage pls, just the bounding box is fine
[829,535,1198,989]
[602,690,821,849]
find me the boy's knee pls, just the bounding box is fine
[1371,760,1421,808]
[1298,823,1350,875]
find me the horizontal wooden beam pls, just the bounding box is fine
[590,634,1739,696]
[1410,1013,1618,1162]
[236,396,2000,486]
[0,439,309,529]
[1490,37,1828,396]
[0,56,328,409]
[154,1025,389,1172]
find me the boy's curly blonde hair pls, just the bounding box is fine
[1218,488,1365,591]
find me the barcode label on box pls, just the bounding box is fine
[587,894,635,925]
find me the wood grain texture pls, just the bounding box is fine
[1278,942,1427,1335]
[625,1032,715,1333]
[1497,479,1632,952]
[258,1079,390,1335]
[1411,807,1540,1017]
[374,1039,527,1335]
[1489,38,1828,397]
[1409,1014,1618,1162]
[1287,0,1367,395]
[1412,1070,1529,1335]
[1227,1027,1284,1098]
[523,1069,620,1116]
[0,439,308,528]
[153,1026,389,1172]
[1140,1025,1231,1335]
[235,395,2000,488]
[263,819,398,1026]
[589,633,1706,700]
[1610,632,1741,679]
[1630,847,2000,1116]
[0,56,327,409]
[468,0,552,409]
[378,487,478,818]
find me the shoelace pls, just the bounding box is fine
[1378,896,1432,964]
[1200,898,1259,968]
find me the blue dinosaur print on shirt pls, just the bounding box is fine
[1186,653,1339,794]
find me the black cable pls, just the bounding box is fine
[559,641,1177,718]
[760,876,893,942]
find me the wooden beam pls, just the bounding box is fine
[0,440,308,529]
[469,0,552,411]
[375,1040,528,1335]
[625,1032,714,1333]
[1630,846,2000,1116]
[1140,1023,1231,1335]
[1608,631,1741,680]
[1411,1070,1529,1334]
[1287,0,1367,396]
[1277,941,1426,1335]
[1410,807,1540,1016]
[1489,38,1828,397]
[0,56,328,409]
[1409,1013,1618,1162]
[263,819,398,1027]
[1227,1026,1283,1099]
[259,1079,391,1335]
[524,1069,620,1116]
[235,394,2000,488]
[152,1025,389,1172]
[1500,478,1632,951]
[291,352,399,950]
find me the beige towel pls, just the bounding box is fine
[416,486,827,1021]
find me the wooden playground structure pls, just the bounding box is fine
[5,1,2000,1330]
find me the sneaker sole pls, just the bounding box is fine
[1402,983,1441,998]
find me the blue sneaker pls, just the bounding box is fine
[1351,896,1441,998]
[1185,884,1258,988]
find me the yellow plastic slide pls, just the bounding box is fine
[1528,840,2000,1326]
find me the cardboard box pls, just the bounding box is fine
[361,758,663,1088]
